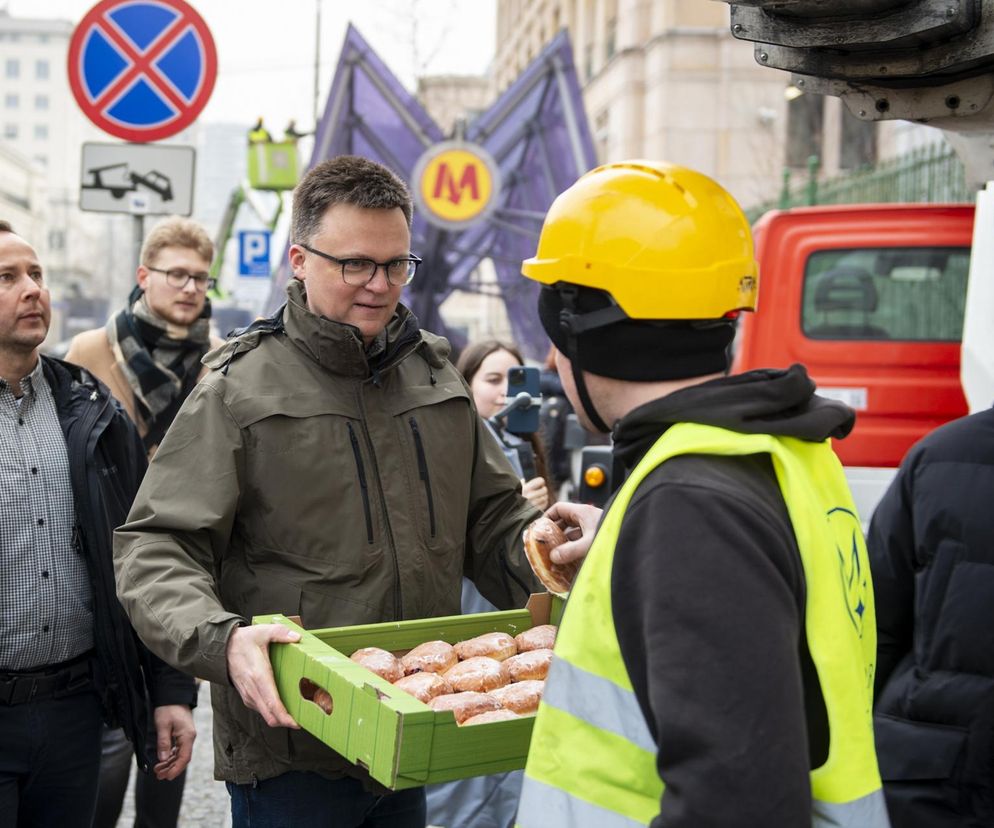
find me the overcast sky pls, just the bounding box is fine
[4,0,497,132]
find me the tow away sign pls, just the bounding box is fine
[80,142,195,215]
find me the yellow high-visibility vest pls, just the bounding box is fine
[518,422,890,827]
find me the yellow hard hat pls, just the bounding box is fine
[521,161,758,319]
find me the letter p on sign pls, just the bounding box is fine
[238,230,271,277]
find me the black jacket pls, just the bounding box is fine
[607,364,855,828]
[42,356,196,772]
[869,406,994,828]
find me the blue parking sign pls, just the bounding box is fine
[238,230,271,277]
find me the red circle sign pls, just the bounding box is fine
[67,0,217,142]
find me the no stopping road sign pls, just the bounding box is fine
[67,0,217,142]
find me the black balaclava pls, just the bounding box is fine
[537,285,736,432]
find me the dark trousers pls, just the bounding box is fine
[0,689,103,827]
[227,772,427,828]
[93,722,186,828]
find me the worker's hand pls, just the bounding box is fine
[151,704,196,781]
[226,624,301,729]
[521,476,550,511]
[544,501,602,565]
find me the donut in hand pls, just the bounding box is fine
[523,517,579,595]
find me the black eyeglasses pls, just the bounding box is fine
[146,266,216,292]
[299,243,421,287]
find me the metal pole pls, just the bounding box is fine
[313,0,322,127]
[132,214,144,275]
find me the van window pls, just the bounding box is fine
[801,247,970,342]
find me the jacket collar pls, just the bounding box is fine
[283,278,423,378]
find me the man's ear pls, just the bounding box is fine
[136,265,150,291]
[288,244,306,279]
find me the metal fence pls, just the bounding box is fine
[745,142,971,223]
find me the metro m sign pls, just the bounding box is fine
[413,142,501,230]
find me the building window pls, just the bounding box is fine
[35,60,50,80]
[584,43,594,81]
[49,229,66,251]
[5,59,19,79]
[4,93,18,109]
[3,123,18,139]
[33,155,48,168]
[34,94,49,110]
[786,93,824,168]
[605,17,617,61]
[839,109,877,169]
[34,124,48,140]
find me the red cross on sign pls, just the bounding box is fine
[67,0,217,142]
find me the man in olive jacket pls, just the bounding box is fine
[114,156,542,827]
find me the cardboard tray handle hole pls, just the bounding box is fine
[299,678,334,715]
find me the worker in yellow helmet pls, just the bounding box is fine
[515,161,890,827]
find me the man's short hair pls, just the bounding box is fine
[0,220,13,233]
[292,155,413,245]
[141,216,214,266]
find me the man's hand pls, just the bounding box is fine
[545,501,603,564]
[226,624,302,729]
[152,704,195,781]
[521,476,550,511]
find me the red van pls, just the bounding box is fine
[733,203,974,469]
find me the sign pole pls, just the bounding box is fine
[132,214,144,275]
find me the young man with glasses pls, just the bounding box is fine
[66,216,221,828]
[114,155,543,828]
[0,222,197,827]
[67,216,223,456]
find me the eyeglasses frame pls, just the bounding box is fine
[298,243,422,287]
[145,266,216,293]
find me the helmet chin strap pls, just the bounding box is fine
[558,286,614,434]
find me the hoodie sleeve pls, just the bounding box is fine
[612,457,812,827]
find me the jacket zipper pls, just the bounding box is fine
[354,388,403,620]
[346,422,374,544]
[67,387,150,769]
[408,417,436,538]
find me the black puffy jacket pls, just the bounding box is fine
[43,356,196,772]
[869,407,994,828]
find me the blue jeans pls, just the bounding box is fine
[0,689,103,827]
[227,772,427,828]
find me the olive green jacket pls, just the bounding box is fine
[114,279,542,784]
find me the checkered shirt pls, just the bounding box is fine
[0,359,94,671]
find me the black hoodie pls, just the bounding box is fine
[605,365,854,828]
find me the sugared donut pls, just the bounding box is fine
[393,671,453,703]
[514,624,557,652]
[504,649,553,682]
[444,656,510,692]
[523,517,579,595]
[400,640,458,675]
[453,632,517,662]
[350,647,404,683]
[489,679,544,714]
[428,691,501,724]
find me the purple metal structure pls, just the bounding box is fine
[267,24,596,359]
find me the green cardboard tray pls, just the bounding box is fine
[256,593,563,790]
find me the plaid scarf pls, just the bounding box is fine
[106,287,211,450]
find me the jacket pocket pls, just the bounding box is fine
[875,713,969,826]
[347,422,374,544]
[408,416,436,538]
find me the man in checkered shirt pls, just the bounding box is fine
[0,222,197,827]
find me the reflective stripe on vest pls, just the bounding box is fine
[520,422,890,828]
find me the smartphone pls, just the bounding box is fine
[506,365,541,435]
